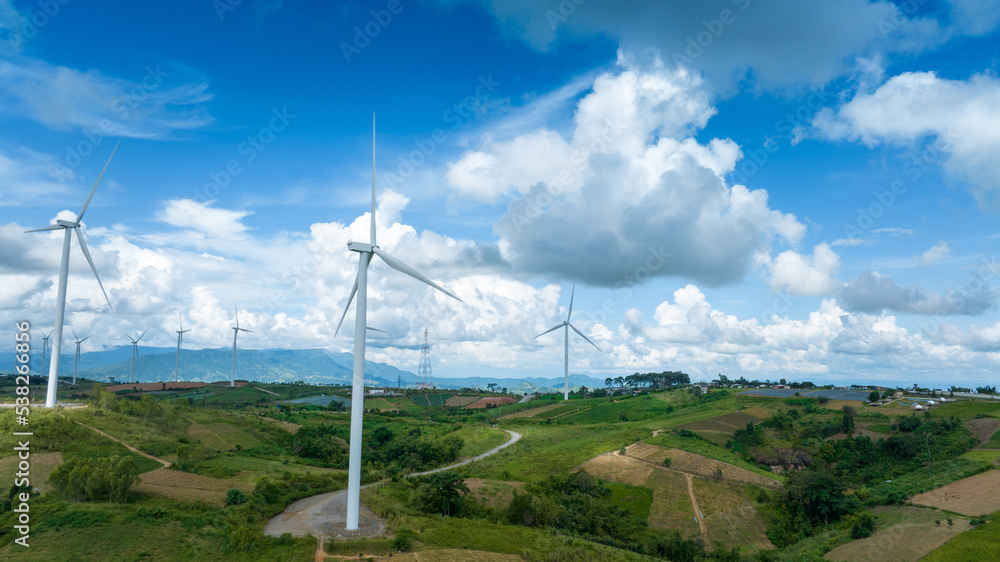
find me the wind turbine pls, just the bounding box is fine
[533,283,601,401]
[71,330,91,385]
[125,328,148,384]
[26,141,118,408]
[39,331,52,379]
[231,304,253,387]
[175,314,191,382]
[334,115,462,531]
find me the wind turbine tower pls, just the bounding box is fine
[175,314,191,382]
[72,330,91,385]
[126,328,148,384]
[39,331,52,379]
[231,304,253,387]
[25,142,118,408]
[533,283,602,400]
[334,115,462,531]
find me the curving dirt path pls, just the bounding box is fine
[71,419,170,468]
[265,429,522,540]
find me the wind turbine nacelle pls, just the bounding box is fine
[56,220,76,228]
[347,241,373,252]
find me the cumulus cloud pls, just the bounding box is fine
[812,71,1000,209]
[915,241,952,266]
[840,271,994,316]
[947,0,1000,35]
[760,243,841,296]
[450,58,804,287]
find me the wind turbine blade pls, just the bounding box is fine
[366,326,389,334]
[567,282,576,322]
[334,276,359,337]
[234,302,240,329]
[75,228,113,310]
[137,327,149,342]
[81,336,91,343]
[72,330,79,341]
[372,247,462,302]
[568,323,602,352]
[371,113,376,247]
[533,323,564,339]
[77,139,120,222]
[240,328,254,333]
[24,225,64,233]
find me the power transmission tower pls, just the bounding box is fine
[417,328,433,389]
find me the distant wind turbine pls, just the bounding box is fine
[26,142,118,408]
[175,314,191,382]
[534,283,601,401]
[39,331,52,380]
[334,115,462,531]
[231,304,253,387]
[125,328,148,384]
[72,330,91,385]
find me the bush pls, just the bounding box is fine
[226,488,248,506]
[662,457,672,468]
[391,527,416,551]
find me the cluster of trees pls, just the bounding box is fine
[604,371,690,389]
[366,425,463,471]
[976,386,997,395]
[49,455,139,503]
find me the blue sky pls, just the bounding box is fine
[2,0,1000,388]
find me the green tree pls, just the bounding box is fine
[842,406,856,436]
[868,391,881,403]
[414,472,469,516]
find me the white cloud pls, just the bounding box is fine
[0,57,213,138]
[760,243,841,296]
[840,271,994,316]
[450,57,803,286]
[947,0,1000,35]
[813,71,1000,209]
[156,199,252,240]
[915,241,952,266]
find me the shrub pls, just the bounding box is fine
[226,488,248,506]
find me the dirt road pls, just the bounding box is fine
[264,429,522,539]
[685,473,708,536]
[72,420,171,468]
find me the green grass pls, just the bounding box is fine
[398,515,656,561]
[923,514,1000,561]
[448,427,509,458]
[199,455,345,482]
[606,482,654,520]
[983,429,1000,449]
[562,395,676,424]
[929,400,1000,419]
[646,432,783,483]
[465,424,650,482]
[963,449,1000,464]
[865,457,991,504]
[867,423,892,434]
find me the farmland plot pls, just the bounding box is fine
[912,469,1000,515]
[135,468,253,506]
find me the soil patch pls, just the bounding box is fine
[136,468,253,506]
[824,506,971,561]
[965,418,1000,445]
[912,469,1000,515]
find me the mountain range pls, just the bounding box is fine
[21,347,609,394]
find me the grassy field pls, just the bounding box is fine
[560,395,677,424]
[187,420,260,451]
[606,481,654,520]
[963,449,1000,464]
[498,403,563,419]
[866,457,990,504]
[627,443,780,488]
[692,478,772,551]
[135,468,254,506]
[198,454,344,482]
[824,506,972,562]
[0,452,62,493]
[466,424,649,482]
[923,514,1000,561]
[929,400,1000,419]
[450,427,510,459]
[646,431,782,482]
[464,478,524,511]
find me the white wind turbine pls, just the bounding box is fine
[125,328,148,384]
[71,330,91,385]
[334,116,462,531]
[231,304,253,387]
[26,141,118,408]
[534,283,601,401]
[175,314,191,382]
[39,331,52,379]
